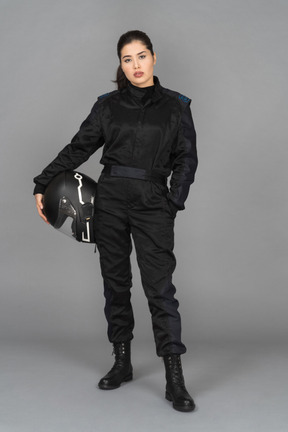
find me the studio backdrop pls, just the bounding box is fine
[0,0,287,344]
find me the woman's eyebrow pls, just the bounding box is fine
[122,50,147,59]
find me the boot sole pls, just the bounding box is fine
[165,391,196,412]
[98,373,133,390]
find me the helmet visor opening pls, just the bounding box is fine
[53,196,76,232]
[56,216,77,240]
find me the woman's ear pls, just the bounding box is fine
[153,52,157,65]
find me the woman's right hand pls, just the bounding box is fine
[35,193,49,224]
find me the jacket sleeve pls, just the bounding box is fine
[33,100,104,194]
[167,102,198,210]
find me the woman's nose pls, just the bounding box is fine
[133,59,139,69]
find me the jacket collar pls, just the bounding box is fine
[151,76,163,102]
[126,76,163,104]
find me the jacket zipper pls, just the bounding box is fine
[131,107,145,162]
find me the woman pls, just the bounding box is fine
[34,30,198,412]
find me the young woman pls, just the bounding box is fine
[34,30,198,412]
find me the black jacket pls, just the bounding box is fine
[33,76,198,210]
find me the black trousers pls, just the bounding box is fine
[94,173,186,357]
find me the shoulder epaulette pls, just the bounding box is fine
[162,87,191,109]
[97,90,118,102]
[178,93,191,104]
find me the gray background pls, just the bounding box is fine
[0,1,287,431]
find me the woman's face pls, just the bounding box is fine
[120,40,156,88]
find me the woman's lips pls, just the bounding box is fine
[134,72,144,77]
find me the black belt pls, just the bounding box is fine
[102,165,166,185]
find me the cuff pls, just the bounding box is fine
[33,183,46,195]
[167,200,179,218]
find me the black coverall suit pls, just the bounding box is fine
[33,76,198,357]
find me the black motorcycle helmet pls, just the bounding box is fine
[43,170,97,243]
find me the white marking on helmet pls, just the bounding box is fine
[74,173,84,204]
[74,173,90,242]
[82,222,90,242]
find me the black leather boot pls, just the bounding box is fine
[164,354,196,412]
[98,342,133,390]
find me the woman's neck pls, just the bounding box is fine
[129,82,155,91]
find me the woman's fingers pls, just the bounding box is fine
[35,193,49,224]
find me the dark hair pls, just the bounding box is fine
[114,30,154,90]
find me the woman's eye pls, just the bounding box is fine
[139,55,146,60]
[124,59,131,63]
